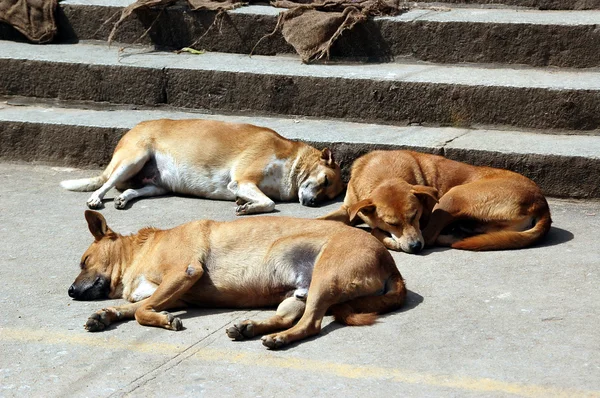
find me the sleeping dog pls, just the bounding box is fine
[322,150,551,253]
[61,119,344,215]
[68,211,407,349]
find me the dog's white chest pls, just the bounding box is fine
[130,276,157,302]
[259,157,293,200]
[154,152,235,199]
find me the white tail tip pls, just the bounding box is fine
[60,177,103,192]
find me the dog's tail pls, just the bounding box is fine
[452,208,552,251]
[60,175,107,192]
[330,272,407,326]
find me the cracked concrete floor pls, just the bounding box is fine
[0,162,599,397]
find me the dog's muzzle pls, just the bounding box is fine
[407,241,423,254]
[301,196,317,207]
[68,276,109,300]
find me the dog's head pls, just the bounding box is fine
[298,148,344,207]
[68,211,122,300]
[347,180,438,254]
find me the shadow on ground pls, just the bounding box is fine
[273,289,423,351]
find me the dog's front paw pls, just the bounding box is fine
[85,309,113,332]
[86,197,103,209]
[235,203,250,216]
[261,334,287,350]
[161,311,183,331]
[114,196,128,210]
[226,321,255,340]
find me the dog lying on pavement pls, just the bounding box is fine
[321,150,551,253]
[60,119,344,215]
[68,210,406,349]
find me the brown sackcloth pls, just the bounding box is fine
[0,0,58,42]
[188,0,246,10]
[109,0,402,62]
[108,0,246,44]
[270,0,400,62]
[108,0,176,44]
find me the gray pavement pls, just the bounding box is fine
[1,162,599,397]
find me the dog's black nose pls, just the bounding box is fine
[408,241,423,253]
[302,197,317,207]
[68,285,76,298]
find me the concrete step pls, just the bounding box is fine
[3,0,594,68]
[2,40,600,131]
[1,98,598,198]
[410,0,600,10]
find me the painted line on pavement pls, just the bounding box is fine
[1,327,598,398]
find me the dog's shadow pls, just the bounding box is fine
[104,194,285,214]
[270,289,424,351]
[102,193,181,211]
[534,226,574,248]
[419,226,574,254]
[83,291,423,345]
[355,225,574,255]
[85,307,241,332]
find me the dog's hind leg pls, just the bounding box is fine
[260,236,399,349]
[422,180,545,250]
[226,296,306,341]
[227,180,275,215]
[86,149,151,209]
[329,272,406,325]
[260,272,338,349]
[114,185,168,209]
[261,294,331,349]
[421,183,485,246]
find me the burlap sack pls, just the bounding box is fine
[108,0,402,62]
[274,6,365,62]
[108,0,246,44]
[188,0,246,11]
[0,0,57,43]
[271,0,401,62]
[108,0,177,43]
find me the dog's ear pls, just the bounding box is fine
[321,148,335,167]
[85,210,110,241]
[348,199,376,223]
[411,185,439,208]
[411,186,438,227]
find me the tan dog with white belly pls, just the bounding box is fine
[61,119,344,215]
[321,150,551,253]
[69,211,406,349]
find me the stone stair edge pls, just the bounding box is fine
[1,100,598,198]
[1,0,597,67]
[1,40,599,131]
[406,0,600,10]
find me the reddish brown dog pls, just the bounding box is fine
[69,211,406,349]
[321,150,551,253]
